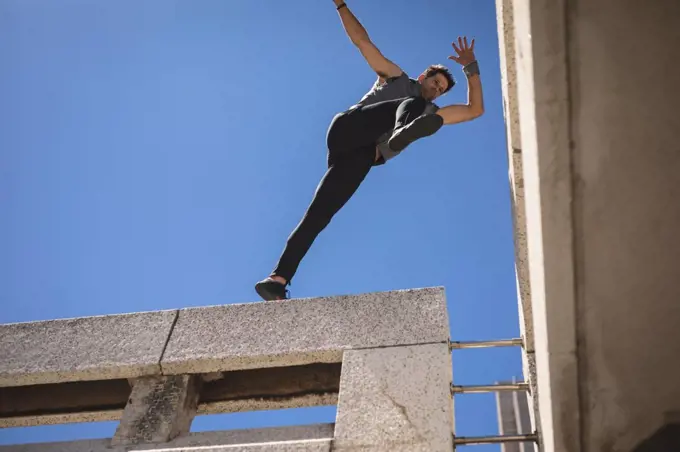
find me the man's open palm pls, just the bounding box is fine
[448,36,476,66]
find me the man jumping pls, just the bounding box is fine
[255,0,484,301]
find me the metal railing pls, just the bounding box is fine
[449,336,539,450]
[448,338,524,350]
[455,433,538,446]
[451,382,529,394]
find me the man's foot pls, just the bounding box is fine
[255,277,290,301]
[388,113,444,152]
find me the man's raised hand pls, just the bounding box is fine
[448,36,476,66]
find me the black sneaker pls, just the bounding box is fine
[388,114,444,152]
[255,277,290,301]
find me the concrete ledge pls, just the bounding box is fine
[0,425,335,451]
[151,439,331,451]
[199,393,337,416]
[0,440,333,451]
[162,425,335,448]
[0,310,177,387]
[0,409,122,428]
[161,287,449,375]
[0,288,448,388]
[0,378,131,427]
[1,362,342,428]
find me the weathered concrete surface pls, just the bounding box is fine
[161,287,449,375]
[495,0,538,447]
[510,151,534,354]
[112,375,201,446]
[198,363,340,415]
[521,350,541,449]
[568,0,680,450]
[0,310,177,387]
[506,0,680,450]
[0,425,335,451]
[334,343,453,451]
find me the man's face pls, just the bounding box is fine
[420,73,449,101]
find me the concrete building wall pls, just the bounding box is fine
[569,1,680,450]
[494,0,541,445]
[501,0,680,450]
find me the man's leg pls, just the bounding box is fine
[255,145,375,301]
[329,97,443,154]
[388,97,444,152]
[326,98,418,153]
[255,98,438,300]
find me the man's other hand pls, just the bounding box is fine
[448,36,476,66]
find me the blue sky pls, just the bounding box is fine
[0,0,524,449]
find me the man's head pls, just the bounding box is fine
[417,64,455,101]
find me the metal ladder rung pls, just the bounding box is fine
[448,337,537,449]
[451,382,529,394]
[454,432,538,446]
[449,338,523,350]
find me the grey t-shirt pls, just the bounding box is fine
[351,72,439,164]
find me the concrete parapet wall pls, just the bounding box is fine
[0,310,177,387]
[0,287,453,451]
[161,288,450,375]
[0,287,448,389]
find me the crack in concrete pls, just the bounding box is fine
[158,310,180,376]
[380,383,426,444]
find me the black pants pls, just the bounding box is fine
[270,96,431,284]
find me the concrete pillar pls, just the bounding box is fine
[333,343,453,452]
[112,375,201,446]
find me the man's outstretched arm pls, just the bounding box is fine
[436,37,485,125]
[332,0,403,81]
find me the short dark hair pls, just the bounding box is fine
[425,64,455,94]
